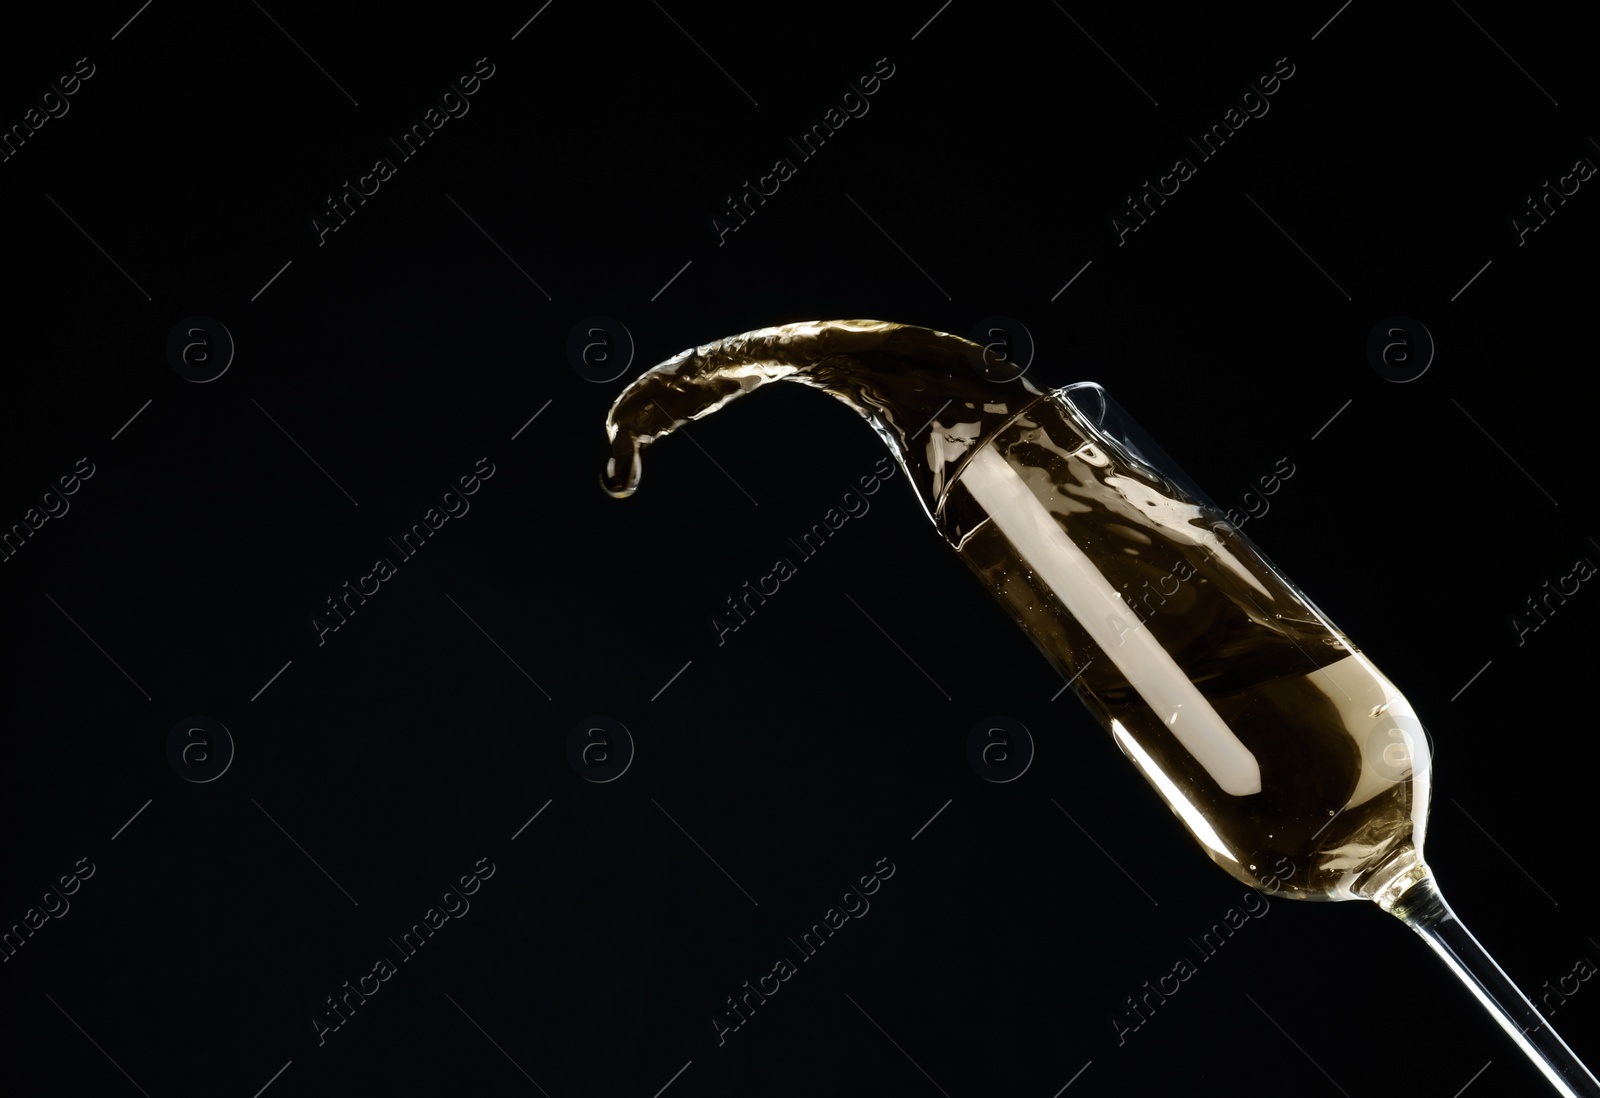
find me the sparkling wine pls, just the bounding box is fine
[602,319,1598,1095]
[938,394,1429,899]
[601,319,1428,900]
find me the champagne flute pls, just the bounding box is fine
[601,319,1599,1095]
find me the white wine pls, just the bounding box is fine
[938,396,1430,900]
[602,319,1431,902]
[604,319,1600,1096]
[604,320,1433,902]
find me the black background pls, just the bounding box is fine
[3,3,1596,1096]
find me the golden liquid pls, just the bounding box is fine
[603,320,1431,903]
[938,396,1430,899]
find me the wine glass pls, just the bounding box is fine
[601,319,1599,1096]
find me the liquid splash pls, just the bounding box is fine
[600,321,1432,900]
[601,319,1045,521]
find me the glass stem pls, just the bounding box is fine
[1390,876,1600,1097]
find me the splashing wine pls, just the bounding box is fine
[602,320,1597,1095]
